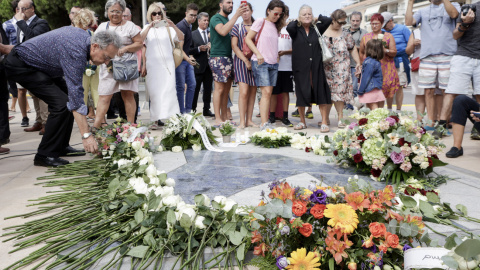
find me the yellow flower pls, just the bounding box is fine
[324,204,359,234]
[287,248,321,270]
[303,189,313,196]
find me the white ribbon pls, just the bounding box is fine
[127,126,148,143]
[404,247,454,270]
[183,114,224,152]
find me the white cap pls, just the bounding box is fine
[381,12,393,28]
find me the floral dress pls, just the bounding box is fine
[361,32,400,99]
[323,30,355,103]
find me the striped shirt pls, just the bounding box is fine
[231,23,255,86]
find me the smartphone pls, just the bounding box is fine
[472,112,480,118]
[241,0,247,5]
[154,20,168,28]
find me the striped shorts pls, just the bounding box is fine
[418,54,452,89]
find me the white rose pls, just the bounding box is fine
[163,195,182,207]
[194,215,206,229]
[157,145,164,152]
[145,164,157,177]
[214,196,227,205]
[419,161,429,169]
[133,181,149,195]
[192,144,202,151]
[223,199,237,212]
[172,146,183,153]
[109,144,116,151]
[139,156,153,165]
[165,178,176,187]
[137,148,150,159]
[149,176,160,186]
[154,186,174,197]
[377,34,384,40]
[190,129,197,135]
[196,194,211,207]
[85,68,93,76]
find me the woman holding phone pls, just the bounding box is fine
[140,2,184,129]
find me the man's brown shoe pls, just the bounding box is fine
[39,127,45,135]
[0,147,10,155]
[24,122,42,132]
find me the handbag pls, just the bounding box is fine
[105,22,139,81]
[313,24,333,63]
[410,31,420,72]
[242,20,266,59]
[167,26,184,68]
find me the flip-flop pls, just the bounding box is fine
[320,124,330,133]
[294,122,306,130]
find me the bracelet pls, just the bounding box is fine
[458,26,466,33]
[461,22,471,28]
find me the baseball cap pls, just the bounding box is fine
[381,12,393,28]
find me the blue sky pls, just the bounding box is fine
[235,0,342,22]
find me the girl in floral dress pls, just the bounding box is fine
[323,9,361,130]
[359,13,400,109]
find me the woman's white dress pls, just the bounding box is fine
[143,25,180,120]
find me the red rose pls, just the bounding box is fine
[333,150,338,156]
[432,154,439,160]
[357,134,366,142]
[310,204,326,219]
[371,168,381,177]
[353,153,363,163]
[292,201,307,217]
[305,147,312,152]
[359,118,368,126]
[299,223,313,237]
[398,138,405,146]
[385,232,400,248]
[428,157,433,167]
[390,116,399,123]
[369,222,387,238]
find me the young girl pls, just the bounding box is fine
[358,39,385,110]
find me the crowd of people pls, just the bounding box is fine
[1,0,480,165]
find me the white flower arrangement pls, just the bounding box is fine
[250,127,293,148]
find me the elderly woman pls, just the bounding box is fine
[359,13,399,109]
[323,9,360,130]
[140,2,183,129]
[286,5,332,131]
[93,0,143,129]
[73,9,99,122]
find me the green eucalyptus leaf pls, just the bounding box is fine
[252,212,265,221]
[255,205,267,215]
[454,239,480,260]
[134,209,144,223]
[387,219,397,234]
[236,243,246,261]
[400,195,417,208]
[444,233,459,250]
[441,255,459,269]
[399,222,412,237]
[419,200,435,218]
[228,231,243,245]
[221,222,236,234]
[126,245,149,258]
[426,192,440,203]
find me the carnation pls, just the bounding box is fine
[400,161,412,172]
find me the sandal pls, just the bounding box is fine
[294,122,306,130]
[338,122,346,128]
[317,121,331,127]
[320,124,330,133]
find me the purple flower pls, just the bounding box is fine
[348,122,358,130]
[403,244,412,251]
[276,256,289,269]
[385,117,396,126]
[280,225,290,235]
[390,151,405,164]
[310,189,327,204]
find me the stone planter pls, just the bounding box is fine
[222,135,232,143]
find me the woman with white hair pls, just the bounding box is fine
[93,0,143,129]
[286,5,332,132]
[140,2,184,128]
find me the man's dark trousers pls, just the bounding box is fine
[0,62,10,143]
[193,67,213,113]
[4,50,74,158]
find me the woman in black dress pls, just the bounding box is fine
[287,5,332,132]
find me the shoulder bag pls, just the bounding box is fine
[166,26,184,68]
[410,31,420,72]
[106,22,139,81]
[242,20,266,59]
[313,23,333,63]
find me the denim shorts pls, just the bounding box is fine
[251,61,278,87]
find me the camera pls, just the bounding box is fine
[461,4,477,16]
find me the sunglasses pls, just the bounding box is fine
[152,12,163,16]
[272,12,283,16]
[336,20,347,25]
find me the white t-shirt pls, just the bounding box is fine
[277,27,292,71]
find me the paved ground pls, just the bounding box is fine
[1,84,479,269]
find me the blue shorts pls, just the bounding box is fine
[252,61,278,87]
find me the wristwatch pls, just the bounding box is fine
[82,132,92,140]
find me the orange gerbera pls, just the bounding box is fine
[345,191,370,211]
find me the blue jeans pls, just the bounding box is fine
[251,61,278,87]
[350,67,358,97]
[175,60,196,114]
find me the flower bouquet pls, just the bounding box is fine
[94,119,157,159]
[248,177,427,270]
[290,133,331,156]
[251,127,293,148]
[330,108,446,184]
[219,120,236,143]
[161,113,217,151]
[84,63,97,76]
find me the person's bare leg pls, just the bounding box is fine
[367,103,379,110]
[452,123,465,149]
[10,97,17,111]
[260,86,273,125]
[93,95,113,128]
[378,100,385,108]
[237,82,249,128]
[424,88,436,126]
[221,79,233,122]
[475,95,480,103]
[298,106,306,125]
[246,86,257,127]
[121,90,136,123]
[395,87,403,111]
[439,93,456,121]
[415,95,426,122]
[333,101,344,122]
[18,88,28,118]
[319,104,329,126]
[87,106,96,118]
[434,93,444,122]
[213,81,225,124]
[386,97,394,110]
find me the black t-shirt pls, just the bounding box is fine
[456,2,480,59]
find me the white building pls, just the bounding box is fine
[341,0,474,31]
